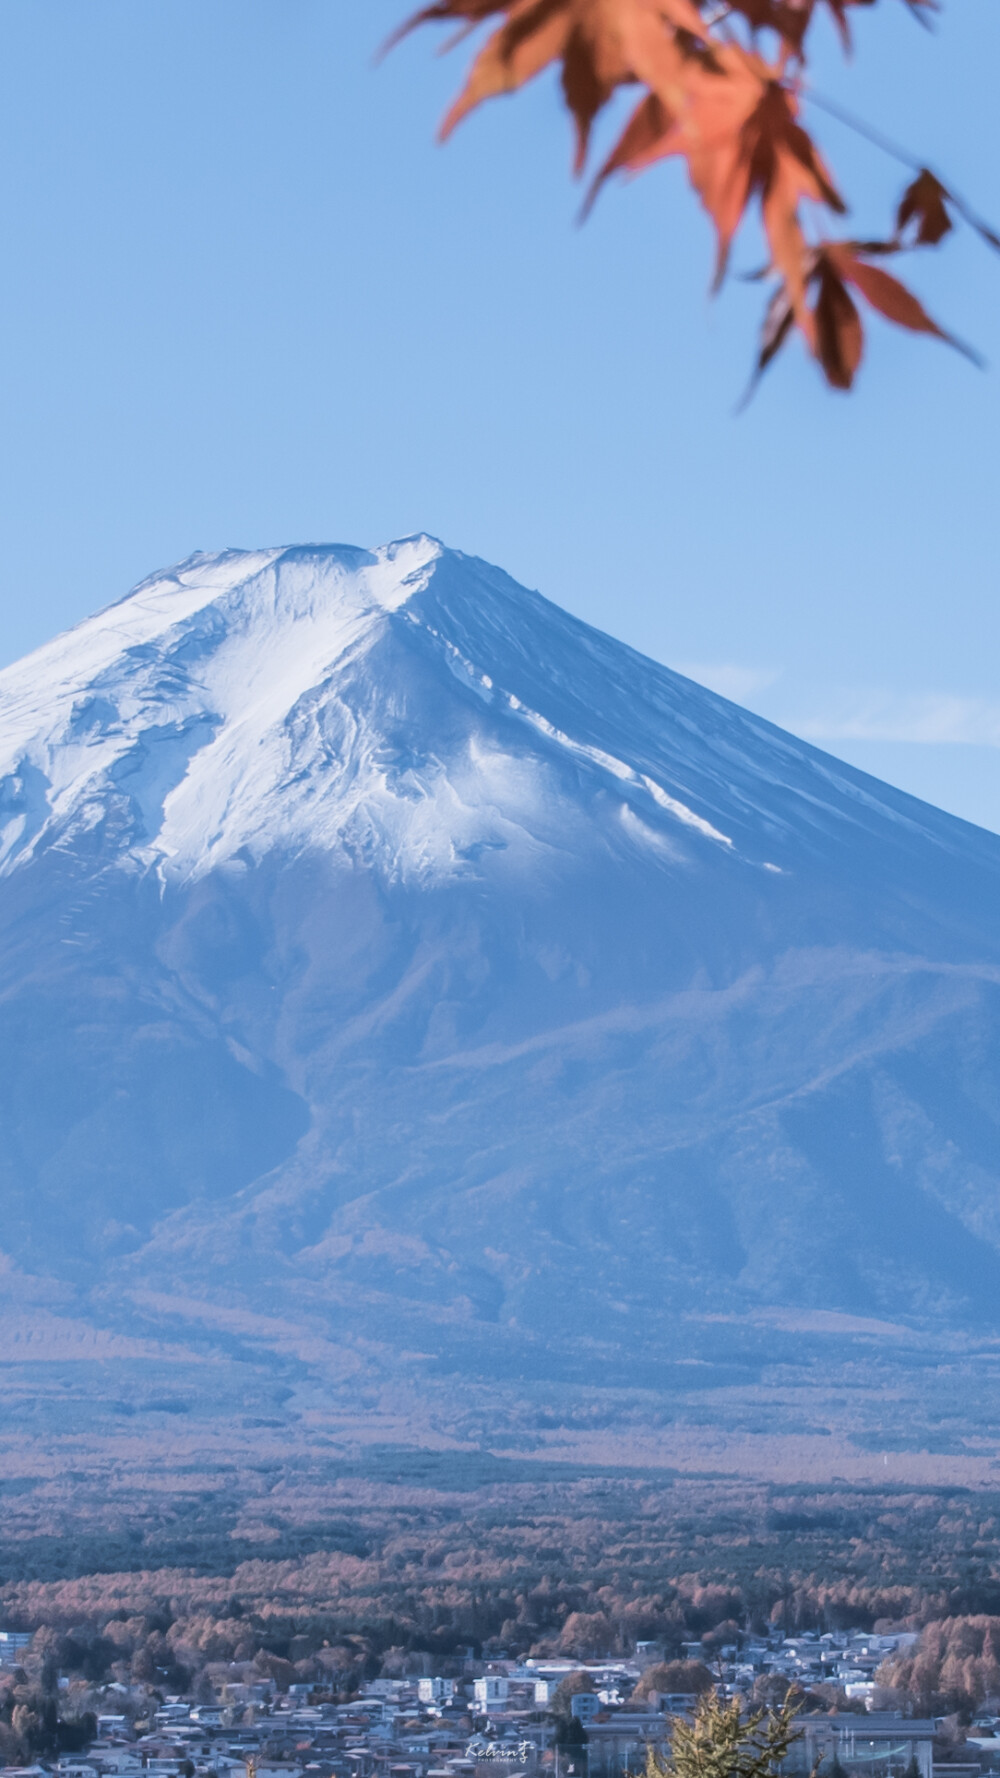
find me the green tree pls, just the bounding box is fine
[647,1689,805,1778]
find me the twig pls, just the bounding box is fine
[805,87,1000,250]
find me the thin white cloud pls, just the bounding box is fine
[795,692,1000,748]
[672,663,1000,750]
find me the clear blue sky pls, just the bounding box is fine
[0,0,997,829]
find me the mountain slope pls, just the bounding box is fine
[0,537,998,1455]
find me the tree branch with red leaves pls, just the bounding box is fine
[386,0,998,391]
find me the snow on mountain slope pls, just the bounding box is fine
[0,538,442,880]
[0,538,999,1409]
[3,535,992,892]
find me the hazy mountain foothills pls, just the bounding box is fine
[8,1288,1000,1501]
[2,536,1000,1587]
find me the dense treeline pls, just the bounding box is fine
[4,1475,1000,1720]
[0,1641,97,1767]
[878,1618,1000,1713]
[4,1598,1000,1725]
[0,1573,996,1690]
[4,1588,1000,1726]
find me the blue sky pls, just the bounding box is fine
[0,0,997,829]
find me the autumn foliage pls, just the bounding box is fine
[390,0,997,389]
[877,1617,1000,1712]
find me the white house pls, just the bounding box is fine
[419,1680,456,1705]
[473,1679,509,1708]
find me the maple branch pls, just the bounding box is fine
[806,86,1000,249]
[804,87,922,170]
[392,0,998,390]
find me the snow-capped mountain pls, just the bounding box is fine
[1,537,999,1417]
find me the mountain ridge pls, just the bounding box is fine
[5,534,998,888]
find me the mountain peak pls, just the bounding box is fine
[0,536,450,882]
[1,537,998,895]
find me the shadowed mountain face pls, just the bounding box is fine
[0,536,999,1440]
